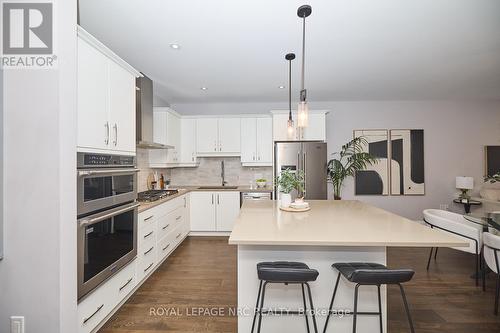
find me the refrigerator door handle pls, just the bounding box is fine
[303,152,307,197]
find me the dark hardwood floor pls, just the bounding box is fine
[99,237,500,333]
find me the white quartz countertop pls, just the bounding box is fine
[228,200,467,247]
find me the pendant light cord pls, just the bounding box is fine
[288,59,292,120]
[301,15,306,92]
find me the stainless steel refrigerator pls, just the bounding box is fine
[274,141,328,200]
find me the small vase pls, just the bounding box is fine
[280,193,292,208]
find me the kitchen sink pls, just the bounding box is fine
[197,186,239,190]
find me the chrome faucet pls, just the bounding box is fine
[221,160,228,186]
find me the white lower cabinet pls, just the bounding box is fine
[78,194,189,333]
[190,191,240,231]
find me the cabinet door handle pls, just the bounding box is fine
[144,262,154,273]
[176,233,182,239]
[144,246,154,255]
[113,123,117,146]
[175,215,182,221]
[118,277,133,292]
[143,231,154,239]
[162,244,170,251]
[211,194,214,204]
[162,223,170,230]
[144,215,154,221]
[104,122,109,145]
[184,197,187,207]
[83,304,104,324]
[217,194,220,205]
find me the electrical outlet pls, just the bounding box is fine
[439,204,449,211]
[10,316,24,333]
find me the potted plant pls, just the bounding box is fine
[485,172,500,184]
[275,169,305,207]
[255,178,267,188]
[327,137,379,200]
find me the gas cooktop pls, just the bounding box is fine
[137,189,179,202]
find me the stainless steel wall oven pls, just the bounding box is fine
[77,152,139,300]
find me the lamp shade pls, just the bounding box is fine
[456,176,474,190]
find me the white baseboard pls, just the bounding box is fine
[189,231,231,237]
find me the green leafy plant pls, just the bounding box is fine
[485,171,500,183]
[256,178,267,182]
[275,169,305,194]
[327,137,379,200]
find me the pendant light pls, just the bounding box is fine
[285,53,296,139]
[297,4,312,128]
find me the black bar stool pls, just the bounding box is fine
[251,261,320,333]
[323,262,415,333]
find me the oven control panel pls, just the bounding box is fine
[77,152,135,168]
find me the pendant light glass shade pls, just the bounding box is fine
[287,118,295,139]
[297,101,309,128]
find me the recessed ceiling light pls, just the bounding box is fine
[169,43,180,50]
[279,85,285,89]
[200,87,208,91]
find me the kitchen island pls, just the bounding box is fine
[228,200,466,333]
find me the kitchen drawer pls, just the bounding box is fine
[137,244,157,282]
[157,233,175,261]
[77,282,113,333]
[109,259,137,307]
[138,222,156,249]
[158,207,184,240]
[139,210,156,229]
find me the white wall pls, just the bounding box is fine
[172,101,500,219]
[0,1,78,332]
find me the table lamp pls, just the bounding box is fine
[456,176,474,200]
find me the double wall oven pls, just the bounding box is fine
[77,152,139,300]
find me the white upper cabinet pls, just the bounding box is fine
[179,118,198,165]
[108,60,136,152]
[196,118,241,156]
[77,27,140,155]
[218,118,241,154]
[196,118,219,153]
[241,117,272,166]
[149,108,185,167]
[272,111,327,142]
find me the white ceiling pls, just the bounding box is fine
[79,0,500,103]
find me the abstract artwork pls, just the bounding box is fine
[390,129,425,195]
[485,146,500,177]
[353,130,389,195]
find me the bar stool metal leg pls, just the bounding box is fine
[323,273,341,333]
[301,283,311,333]
[304,283,318,333]
[426,247,433,270]
[257,282,268,333]
[352,284,360,333]
[398,284,415,333]
[495,274,500,315]
[251,280,263,333]
[377,285,383,333]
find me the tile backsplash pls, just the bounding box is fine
[137,148,171,192]
[170,157,273,187]
[137,151,273,190]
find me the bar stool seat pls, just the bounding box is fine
[258,261,319,283]
[252,261,319,333]
[332,262,414,285]
[323,262,415,333]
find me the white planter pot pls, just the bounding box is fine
[280,193,292,208]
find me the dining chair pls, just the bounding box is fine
[482,232,500,315]
[423,209,483,285]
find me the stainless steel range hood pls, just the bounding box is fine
[136,74,173,149]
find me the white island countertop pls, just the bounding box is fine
[228,200,467,247]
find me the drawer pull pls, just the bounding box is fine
[83,304,104,324]
[175,215,182,221]
[162,223,170,230]
[144,246,154,255]
[144,262,154,273]
[176,233,182,239]
[162,244,170,251]
[119,277,133,292]
[143,231,154,239]
[144,215,154,221]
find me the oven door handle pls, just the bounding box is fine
[79,202,140,227]
[78,168,140,177]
